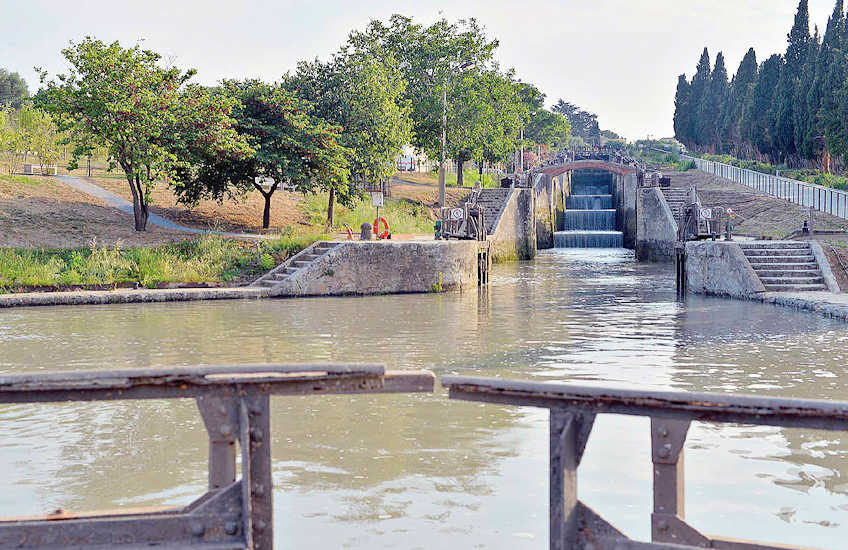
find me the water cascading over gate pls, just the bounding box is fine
[555,170,623,248]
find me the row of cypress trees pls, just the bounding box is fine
[673,0,848,171]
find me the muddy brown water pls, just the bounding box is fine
[2,249,847,548]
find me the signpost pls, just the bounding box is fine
[371,192,384,232]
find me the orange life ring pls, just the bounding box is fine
[343,224,353,240]
[373,217,390,239]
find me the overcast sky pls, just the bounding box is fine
[0,0,840,140]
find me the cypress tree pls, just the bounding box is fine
[698,52,729,151]
[774,0,811,160]
[688,48,712,146]
[723,48,758,154]
[818,0,847,168]
[745,55,783,161]
[795,27,820,160]
[673,74,691,145]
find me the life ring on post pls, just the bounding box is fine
[373,217,390,239]
[343,223,353,240]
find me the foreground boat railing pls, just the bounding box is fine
[442,375,848,550]
[0,364,434,549]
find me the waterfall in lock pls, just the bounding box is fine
[555,170,623,248]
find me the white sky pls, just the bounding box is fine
[0,0,839,140]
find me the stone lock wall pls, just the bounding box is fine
[685,241,765,298]
[488,188,536,263]
[271,241,480,297]
[636,187,678,261]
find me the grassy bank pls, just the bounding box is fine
[300,192,435,234]
[635,149,695,171]
[0,233,325,292]
[395,169,501,188]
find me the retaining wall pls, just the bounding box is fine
[270,241,480,297]
[488,188,536,262]
[685,241,765,298]
[636,187,678,261]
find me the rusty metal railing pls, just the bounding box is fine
[0,364,434,549]
[442,376,848,550]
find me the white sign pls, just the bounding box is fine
[371,192,384,207]
[449,208,464,220]
[699,207,712,220]
[254,176,276,189]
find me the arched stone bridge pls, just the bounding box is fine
[540,159,638,178]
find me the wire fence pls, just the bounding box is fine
[683,154,848,220]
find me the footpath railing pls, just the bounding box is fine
[684,154,848,220]
[0,364,434,549]
[442,376,848,550]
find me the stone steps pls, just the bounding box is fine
[251,242,342,288]
[741,248,812,257]
[740,241,827,292]
[747,262,818,271]
[474,188,512,235]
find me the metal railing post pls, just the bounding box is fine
[240,391,273,549]
[549,410,594,550]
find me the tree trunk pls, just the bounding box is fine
[262,195,272,229]
[127,173,149,231]
[327,188,335,226]
[479,162,483,184]
[456,156,464,187]
[254,182,278,230]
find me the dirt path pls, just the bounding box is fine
[58,176,271,239]
[0,175,191,248]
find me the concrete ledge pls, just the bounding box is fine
[808,241,841,293]
[685,240,766,298]
[758,292,848,321]
[0,286,269,309]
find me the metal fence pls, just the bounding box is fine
[0,364,434,549]
[684,154,848,220]
[442,375,848,550]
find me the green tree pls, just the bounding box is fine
[688,48,712,146]
[794,27,820,160]
[722,48,758,154]
[172,80,349,229]
[817,0,847,169]
[448,69,527,182]
[673,74,691,145]
[551,100,599,144]
[744,55,783,161]
[773,0,811,159]
[348,15,498,204]
[697,51,729,150]
[38,37,245,231]
[0,69,29,108]
[286,46,411,225]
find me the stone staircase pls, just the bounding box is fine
[660,187,690,218]
[739,241,827,292]
[473,188,512,236]
[251,241,342,289]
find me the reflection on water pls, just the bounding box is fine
[1,248,848,548]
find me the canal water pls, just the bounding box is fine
[2,249,847,549]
